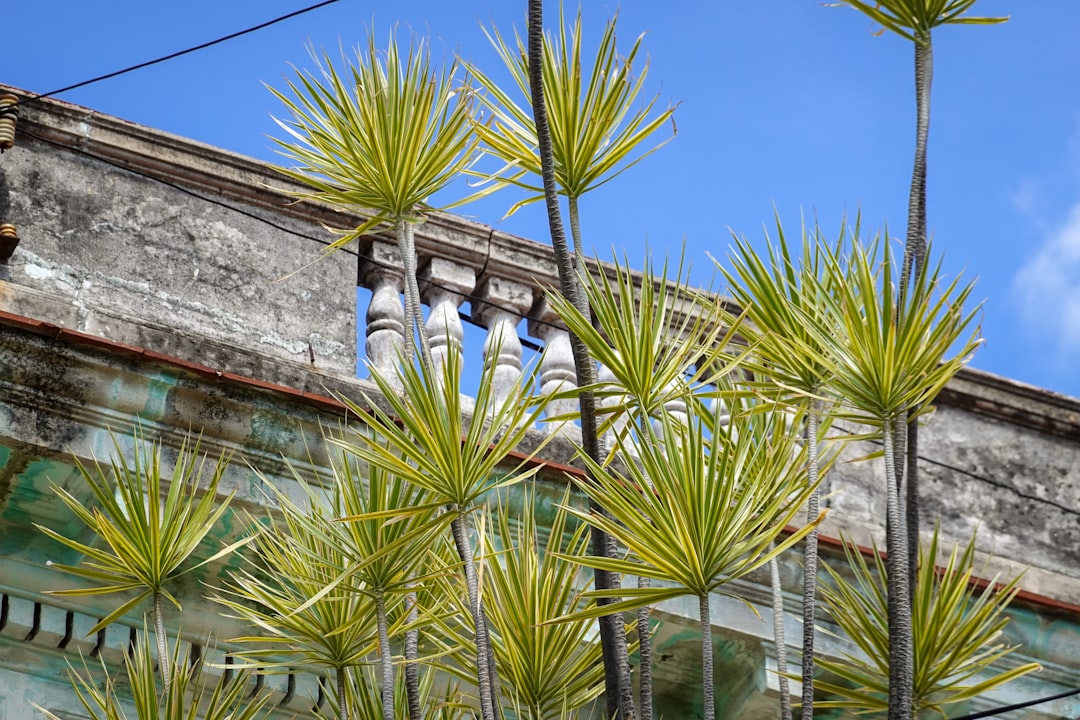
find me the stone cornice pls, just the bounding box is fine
[7,85,1077,438]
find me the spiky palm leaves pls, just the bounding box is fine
[469,8,675,257]
[214,485,384,720]
[270,30,481,363]
[720,217,845,718]
[38,433,247,692]
[817,527,1040,716]
[438,489,617,720]
[35,629,272,720]
[798,237,982,720]
[336,346,551,720]
[558,404,823,720]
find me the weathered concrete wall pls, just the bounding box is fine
[0,94,356,378]
[822,372,1080,604]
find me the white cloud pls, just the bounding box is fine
[1012,202,1080,351]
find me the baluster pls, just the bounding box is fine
[421,257,476,377]
[474,276,534,408]
[529,300,580,441]
[361,241,405,389]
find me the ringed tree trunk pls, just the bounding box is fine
[336,666,351,720]
[800,408,821,718]
[375,590,395,720]
[395,219,430,367]
[404,591,422,720]
[568,195,586,264]
[700,593,716,720]
[883,420,914,720]
[450,510,498,720]
[525,1,636,717]
[638,576,654,720]
[152,590,171,693]
[769,555,792,720]
[902,36,933,590]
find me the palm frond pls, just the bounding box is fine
[270,29,482,254]
[480,487,612,719]
[545,251,748,439]
[335,347,553,512]
[816,527,1040,714]
[795,236,982,427]
[720,213,850,403]
[834,0,1007,42]
[555,398,823,619]
[468,7,675,213]
[37,430,244,633]
[212,489,381,674]
[36,629,272,720]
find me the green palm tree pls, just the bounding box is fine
[213,484,385,720]
[546,250,747,719]
[37,431,248,693]
[720,215,848,718]
[36,628,272,720]
[306,450,448,720]
[482,488,617,719]
[816,526,1040,716]
[834,0,1007,585]
[270,29,482,363]
[800,237,982,720]
[507,5,677,716]
[334,345,552,720]
[469,7,675,259]
[556,401,825,720]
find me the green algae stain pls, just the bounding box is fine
[143,371,179,419]
[0,443,14,512]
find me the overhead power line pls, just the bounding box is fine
[17,0,341,108]
[952,686,1080,719]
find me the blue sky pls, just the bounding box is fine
[7,1,1080,397]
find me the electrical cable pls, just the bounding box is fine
[15,0,341,108]
[832,422,1080,519]
[951,685,1080,719]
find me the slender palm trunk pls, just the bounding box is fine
[906,416,919,595]
[375,590,395,720]
[902,38,933,592]
[336,666,351,720]
[404,590,422,720]
[769,555,792,720]
[902,39,932,290]
[637,576,653,720]
[568,195,585,264]
[153,590,171,693]
[396,220,430,367]
[451,511,497,720]
[800,410,821,718]
[526,1,635,717]
[700,593,715,720]
[883,421,914,720]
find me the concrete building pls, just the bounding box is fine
[2,87,1079,718]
